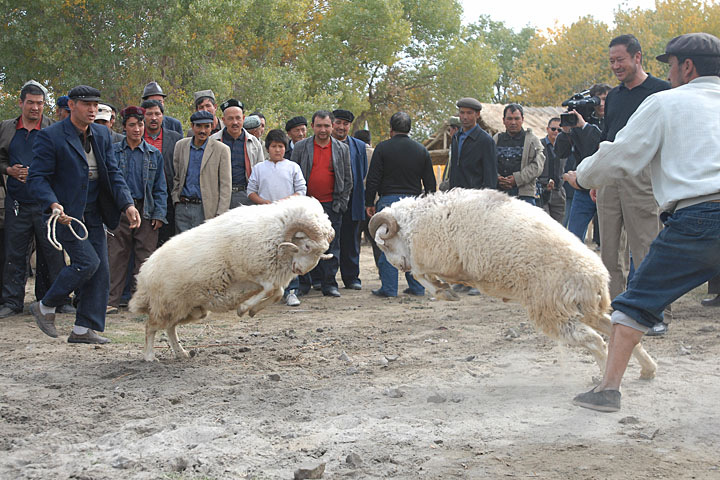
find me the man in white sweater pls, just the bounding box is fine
[565,33,720,412]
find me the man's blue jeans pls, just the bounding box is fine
[612,202,720,328]
[505,186,536,206]
[42,204,110,332]
[567,189,597,241]
[375,195,424,297]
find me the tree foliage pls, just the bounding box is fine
[1,0,719,138]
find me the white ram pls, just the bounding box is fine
[368,188,656,379]
[129,196,334,361]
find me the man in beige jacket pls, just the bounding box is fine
[172,110,231,233]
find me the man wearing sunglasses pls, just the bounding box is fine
[537,117,565,222]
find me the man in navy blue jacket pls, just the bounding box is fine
[331,109,367,290]
[28,85,140,344]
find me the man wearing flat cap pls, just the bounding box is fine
[565,33,720,413]
[0,80,74,319]
[331,109,367,290]
[141,81,183,135]
[209,99,264,208]
[285,116,307,159]
[449,97,497,191]
[172,110,231,232]
[188,90,223,136]
[28,84,141,344]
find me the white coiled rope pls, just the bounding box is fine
[47,208,89,251]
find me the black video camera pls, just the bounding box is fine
[560,90,601,127]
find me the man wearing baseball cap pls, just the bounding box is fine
[28,85,140,344]
[95,104,124,143]
[565,33,720,412]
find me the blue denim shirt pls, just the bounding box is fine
[181,139,206,199]
[112,138,167,223]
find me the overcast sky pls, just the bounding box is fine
[460,0,658,31]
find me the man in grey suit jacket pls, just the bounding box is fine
[172,111,231,233]
[291,110,352,297]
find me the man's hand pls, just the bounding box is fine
[546,179,555,191]
[50,202,72,225]
[563,171,580,190]
[126,205,141,229]
[497,176,511,190]
[590,188,597,202]
[366,206,376,217]
[571,110,586,128]
[7,164,28,183]
[151,219,164,230]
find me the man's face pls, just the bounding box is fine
[125,117,144,143]
[109,112,116,129]
[247,127,262,139]
[69,99,98,126]
[546,120,561,143]
[95,119,111,129]
[20,93,45,122]
[593,92,608,118]
[268,140,286,161]
[146,95,165,106]
[503,109,523,135]
[191,122,212,143]
[332,118,351,141]
[287,125,307,143]
[312,115,333,141]
[223,106,244,138]
[458,107,481,130]
[144,106,164,133]
[57,109,70,121]
[609,45,641,84]
[196,98,216,115]
[448,125,459,137]
[258,117,266,137]
[667,55,691,88]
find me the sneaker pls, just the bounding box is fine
[645,323,668,337]
[572,388,621,412]
[286,291,301,307]
[106,305,119,315]
[467,288,481,296]
[451,284,470,293]
[68,329,110,344]
[30,302,58,338]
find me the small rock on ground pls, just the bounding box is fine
[294,462,325,479]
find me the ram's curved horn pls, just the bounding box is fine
[283,220,331,243]
[368,211,399,241]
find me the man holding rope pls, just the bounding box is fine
[28,85,140,344]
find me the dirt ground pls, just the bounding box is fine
[1,245,719,480]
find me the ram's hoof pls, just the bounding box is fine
[236,307,248,317]
[640,368,656,380]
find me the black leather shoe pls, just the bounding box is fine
[646,322,668,336]
[57,304,77,314]
[372,289,394,298]
[0,305,22,318]
[312,282,322,291]
[345,282,362,290]
[701,294,720,307]
[402,288,424,296]
[322,287,341,297]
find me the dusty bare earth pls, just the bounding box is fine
[1,245,719,480]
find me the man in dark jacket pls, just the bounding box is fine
[448,97,497,190]
[332,109,368,290]
[0,81,72,318]
[141,81,183,135]
[365,112,436,297]
[28,85,140,344]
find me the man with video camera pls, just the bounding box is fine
[555,83,611,240]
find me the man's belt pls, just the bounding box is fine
[232,185,246,193]
[179,196,202,204]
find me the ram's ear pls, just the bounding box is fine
[278,242,300,257]
[374,225,388,245]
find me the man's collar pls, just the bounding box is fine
[146,128,162,140]
[191,138,208,149]
[314,136,331,148]
[124,138,147,151]
[16,116,42,131]
[619,73,652,91]
[222,127,244,142]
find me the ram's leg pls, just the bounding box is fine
[144,321,158,362]
[249,287,285,317]
[236,284,274,317]
[557,320,608,375]
[166,323,189,359]
[415,274,459,301]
